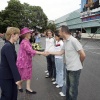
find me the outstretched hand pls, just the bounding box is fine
[36,51,50,56]
[43,51,50,56]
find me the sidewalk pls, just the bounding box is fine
[82,33,100,39]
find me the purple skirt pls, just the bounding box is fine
[18,67,32,80]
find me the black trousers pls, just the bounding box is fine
[0,79,18,100]
[46,55,56,78]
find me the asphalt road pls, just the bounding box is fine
[0,37,100,100]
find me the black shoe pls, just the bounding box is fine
[26,89,37,94]
[45,75,49,78]
[18,89,23,92]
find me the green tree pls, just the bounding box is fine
[22,3,48,31]
[0,0,48,32]
[0,0,23,32]
[47,23,56,32]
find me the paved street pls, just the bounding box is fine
[78,39,100,100]
[0,37,100,100]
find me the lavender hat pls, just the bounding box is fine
[20,27,34,36]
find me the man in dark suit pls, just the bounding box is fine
[0,27,21,100]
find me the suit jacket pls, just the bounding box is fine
[0,41,21,82]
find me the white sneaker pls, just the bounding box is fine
[45,70,48,73]
[56,85,62,88]
[52,81,57,85]
[51,78,55,82]
[46,72,49,76]
[59,92,66,97]
[56,85,60,88]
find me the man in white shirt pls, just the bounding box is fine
[46,25,86,100]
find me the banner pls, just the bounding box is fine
[81,0,100,21]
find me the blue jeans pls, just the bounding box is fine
[61,63,67,95]
[66,70,81,100]
[55,58,64,87]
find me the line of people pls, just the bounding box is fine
[44,29,66,96]
[44,26,86,100]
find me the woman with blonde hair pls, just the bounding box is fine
[0,27,21,100]
[16,27,44,94]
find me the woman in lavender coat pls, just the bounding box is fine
[16,27,44,94]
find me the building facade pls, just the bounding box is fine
[54,9,100,34]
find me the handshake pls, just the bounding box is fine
[36,50,51,56]
[42,51,51,56]
[36,50,62,57]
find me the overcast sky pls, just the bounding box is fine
[0,0,81,20]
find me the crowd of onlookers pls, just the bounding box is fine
[71,30,82,41]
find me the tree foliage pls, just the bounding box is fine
[0,0,48,33]
[47,23,56,32]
